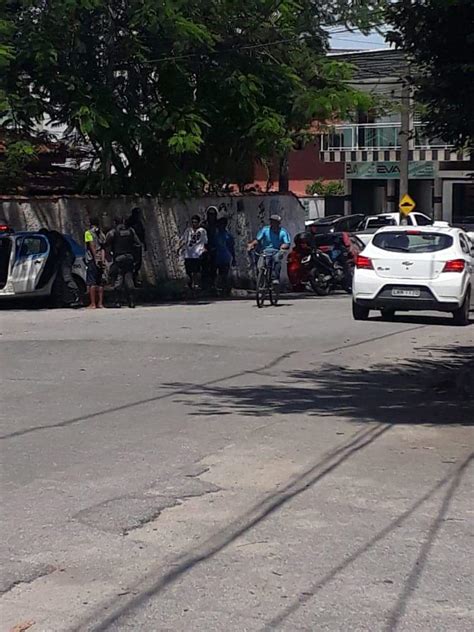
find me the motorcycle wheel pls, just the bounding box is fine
[309,271,331,296]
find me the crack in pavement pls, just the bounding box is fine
[1,562,57,596]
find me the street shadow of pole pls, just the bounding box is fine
[383,453,472,632]
[75,424,390,632]
[263,453,473,631]
[167,344,474,426]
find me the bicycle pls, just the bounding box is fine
[254,249,281,308]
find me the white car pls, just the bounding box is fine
[356,212,434,246]
[352,226,474,326]
[361,212,433,230]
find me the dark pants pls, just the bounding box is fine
[201,251,217,291]
[216,264,231,295]
[133,246,143,284]
[256,253,281,281]
[112,254,135,306]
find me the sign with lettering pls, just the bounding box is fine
[346,162,435,180]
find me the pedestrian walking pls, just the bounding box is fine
[84,217,106,309]
[215,217,236,296]
[179,215,208,290]
[105,217,141,308]
[201,206,218,292]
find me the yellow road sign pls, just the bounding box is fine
[399,194,416,215]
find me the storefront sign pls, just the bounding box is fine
[346,161,436,179]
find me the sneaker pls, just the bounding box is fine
[272,279,280,286]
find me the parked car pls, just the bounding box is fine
[305,214,366,234]
[0,229,86,305]
[356,212,434,246]
[352,225,474,325]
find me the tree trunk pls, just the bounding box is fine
[278,152,289,193]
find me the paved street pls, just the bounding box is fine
[1,296,473,632]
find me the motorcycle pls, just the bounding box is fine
[301,246,353,295]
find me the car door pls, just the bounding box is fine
[10,235,50,294]
[459,233,474,306]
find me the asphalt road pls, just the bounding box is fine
[1,295,473,632]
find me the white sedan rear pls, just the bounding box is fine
[352,226,474,326]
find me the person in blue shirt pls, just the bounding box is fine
[248,214,291,285]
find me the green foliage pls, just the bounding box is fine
[306,179,344,196]
[1,0,385,195]
[387,0,474,148]
[0,139,37,191]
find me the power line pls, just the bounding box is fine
[331,36,388,47]
[143,28,388,65]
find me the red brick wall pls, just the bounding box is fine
[253,140,344,196]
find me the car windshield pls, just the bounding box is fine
[373,231,453,253]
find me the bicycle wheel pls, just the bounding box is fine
[256,268,266,308]
[269,265,280,306]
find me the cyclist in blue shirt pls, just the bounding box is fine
[248,214,291,285]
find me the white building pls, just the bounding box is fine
[320,49,474,227]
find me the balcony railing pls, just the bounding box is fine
[321,123,452,152]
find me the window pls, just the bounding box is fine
[459,235,471,255]
[414,213,433,226]
[373,231,453,253]
[18,237,48,257]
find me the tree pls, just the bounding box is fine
[305,179,344,196]
[387,0,474,149]
[1,1,385,195]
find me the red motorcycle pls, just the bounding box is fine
[288,230,364,293]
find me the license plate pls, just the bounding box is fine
[392,288,420,297]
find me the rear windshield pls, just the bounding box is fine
[373,231,453,253]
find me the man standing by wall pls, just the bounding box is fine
[105,217,141,308]
[84,217,105,309]
[126,207,147,285]
[179,215,208,290]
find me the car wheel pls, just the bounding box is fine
[452,289,470,326]
[381,309,396,321]
[352,301,369,321]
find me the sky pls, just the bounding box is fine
[330,30,389,51]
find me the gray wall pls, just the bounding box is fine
[0,195,305,286]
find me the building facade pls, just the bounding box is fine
[320,49,474,227]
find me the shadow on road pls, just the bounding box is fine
[372,313,474,327]
[169,344,474,426]
[264,452,473,631]
[68,343,472,630]
[76,423,391,632]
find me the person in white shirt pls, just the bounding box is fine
[180,215,208,288]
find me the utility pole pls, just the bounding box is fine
[399,77,411,224]
[399,79,411,225]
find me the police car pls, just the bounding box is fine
[0,225,86,305]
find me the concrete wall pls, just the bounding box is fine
[0,195,305,287]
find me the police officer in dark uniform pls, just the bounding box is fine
[39,228,81,307]
[105,217,141,308]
